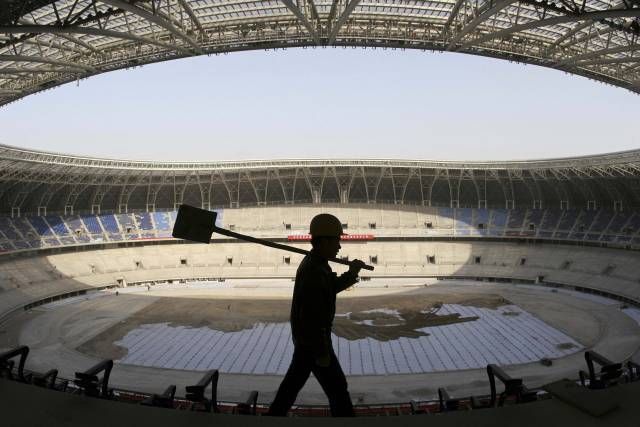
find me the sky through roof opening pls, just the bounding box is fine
[0,48,638,162]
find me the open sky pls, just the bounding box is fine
[1,48,638,162]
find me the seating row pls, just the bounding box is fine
[2,208,640,253]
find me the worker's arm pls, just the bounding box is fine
[334,259,367,293]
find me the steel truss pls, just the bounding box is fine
[1,144,640,214]
[0,0,639,106]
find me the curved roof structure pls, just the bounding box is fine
[1,144,640,213]
[0,0,639,106]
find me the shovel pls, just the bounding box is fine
[171,204,374,271]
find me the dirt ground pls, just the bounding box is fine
[77,292,509,359]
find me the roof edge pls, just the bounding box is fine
[1,143,640,171]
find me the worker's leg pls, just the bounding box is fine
[267,347,313,416]
[312,350,354,417]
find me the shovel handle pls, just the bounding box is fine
[212,226,375,271]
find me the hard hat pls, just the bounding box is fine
[309,213,344,237]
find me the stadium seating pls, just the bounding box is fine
[1,205,640,423]
[3,205,640,308]
[99,214,120,234]
[46,216,71,236]
[27,216,54,236]
[81,215,103,235]
[2,206,640,254]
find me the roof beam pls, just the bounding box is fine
[519,0,639,37]
[56,33,102,55]
[548,0,636,48]
[17,19,103,55]
[327,0,340,26]
[556,43,640,66]
[577,55,640,66]
[442,0,468,36]
[280,0,321,44]
[549,21,595,48]
[447,0,519,51]
[176,0,204,35]
[100,0,203,54]
[0,54,97,72]
[550,1,635,48]
[328,0,363,44]
[569,26,616,49]
[17,37,85,56]
[0,66,80,74]
[460,8,640,50]
[0,24,191,55]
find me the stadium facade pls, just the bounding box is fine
[1,0,640,108]
[2,144,640,216]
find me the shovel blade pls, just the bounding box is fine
[172,204,218,244]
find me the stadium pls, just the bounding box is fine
[1,0,640,425]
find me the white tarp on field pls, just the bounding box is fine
[114,304,582,375]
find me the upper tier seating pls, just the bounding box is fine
[99,214,120,234]
[46,216,71,236]
[1,207,639,254]
[81,215,103,235]
[135,213,154,231]
[26,216,54,236]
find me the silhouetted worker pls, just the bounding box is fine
[267,213,366,417]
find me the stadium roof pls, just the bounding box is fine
[0,0,639,107]
[2,144,640,213]
[2,143,640,171]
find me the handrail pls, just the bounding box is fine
[74,359,114,398]
[487,364,537,406]
[583,351,623,389]
[0,345,31,383]
[185,369,219,413]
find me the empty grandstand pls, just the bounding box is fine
[1,144,640,424]
[1,0,640,422]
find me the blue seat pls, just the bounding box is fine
[46,216,71,236]
[454,208,473,230]
[26,216,52,236]
[589,210,614,233]
[506,209,526,229]
[606,212,631,235]
[99,215,120,234]
[81,215,103,234]
[152,212,172,230]
[0,218,20,240]
[135,213,154,231]
[540,209,562,234]
[555,210,579,237]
